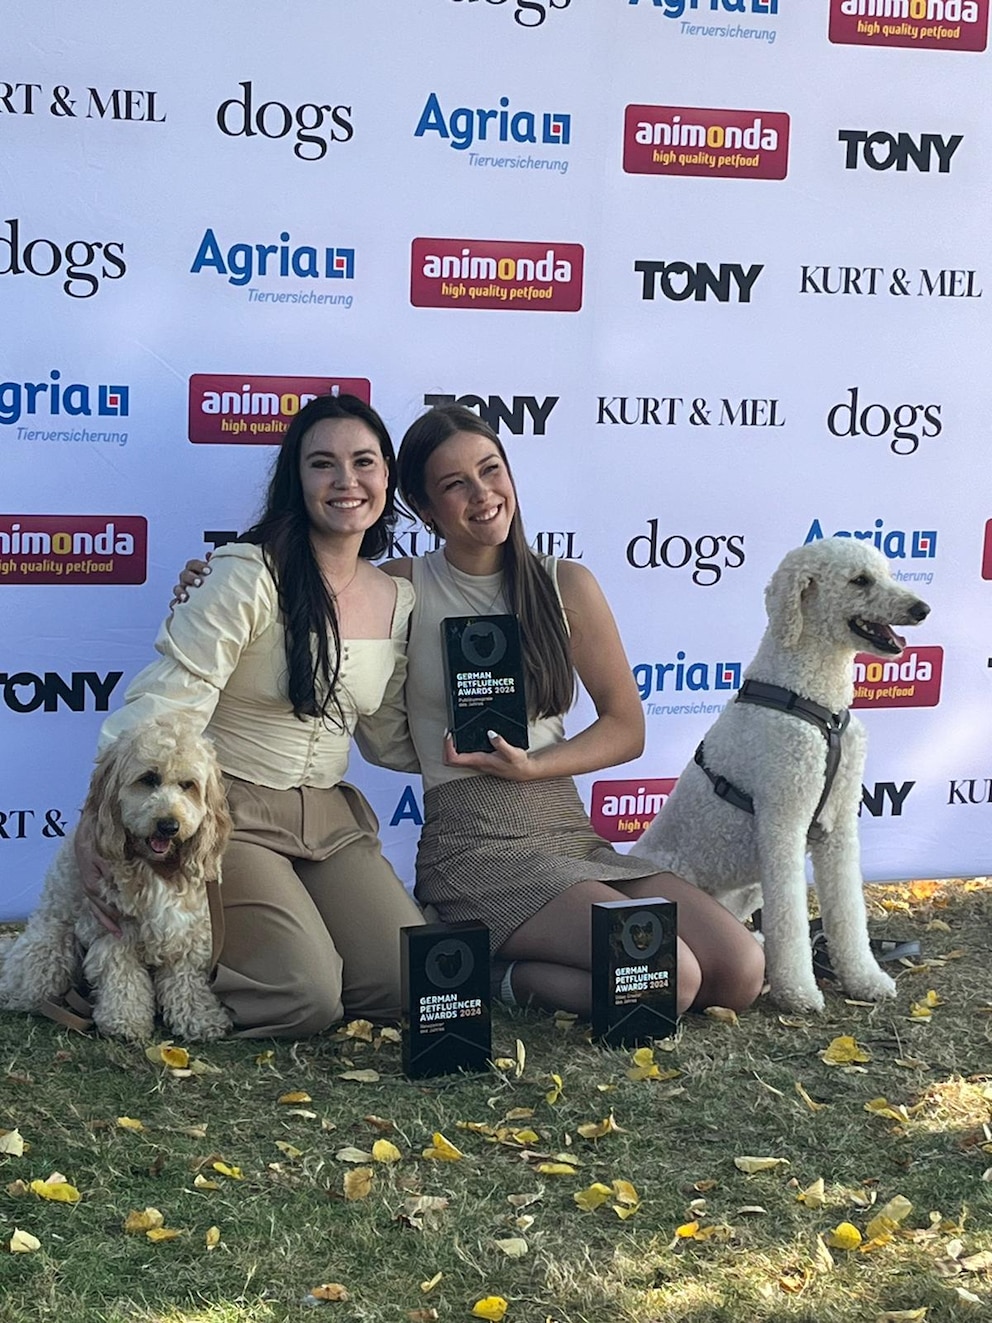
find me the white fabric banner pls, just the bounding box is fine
[2,0,989,919]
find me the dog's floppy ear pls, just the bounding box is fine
[82,739,129,863]
[765,556,815,650]
[184,761,232,886]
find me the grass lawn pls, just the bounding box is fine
[1,878,990,1323]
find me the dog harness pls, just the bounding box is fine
[694,679,851,841]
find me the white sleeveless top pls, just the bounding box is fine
[407,549,567,790]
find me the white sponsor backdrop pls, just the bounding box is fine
[2,1,990,920]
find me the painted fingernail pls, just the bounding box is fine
[487,730,498,741]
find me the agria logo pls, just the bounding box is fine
[415,93,570,164]
[410,238,583,311]
[629,0,782,42]
[188,375,371,444]
[624,105,790,179]
[1,371,128,437]
[828,0,989,51]
[190,228,355,302]
[633,653,743,705]
[804,519,937,561]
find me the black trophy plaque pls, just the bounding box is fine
[441,614,529,754]
[401,921,492,1078]
[591,898,678,1047]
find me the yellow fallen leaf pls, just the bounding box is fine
[866,1195,913,1241]
[372,1139,402,1164]
[211,1162,243,1180]
[343,1167,373,1201]
[545,1074,563,1104]
[506,1191,543,1208]
[116,1117,145,1133]
[472,1297,508,1321]
[821,1035,871,1065]
[908,1001,933,1021]
[309,1283,350,1302]
[693,1179,718,1193]
[341,1018,374,1041]
[795,1082,828,1112]
[146,1227,184,1242]
[9,1228,40,1253]
[0,1128,25,1158]
[30,1178,80,1203]
[676,1220,700,1238]
[193,1174,220,1191]
[826,1222,863,1250]
[205,1225,220,1249]
[865,1098,912,1125]
[422,1132,463,1161]
[779,1267,811,1294]
[611,1179,639,1206]
[494,1236,528,1257]
[254,1050,274,1066]
[813,1234,835,1274]
[420,1271,443,1293]
[514,1215,535,1232]
[734,1156,790,1174]
[876,1312,927,1322]
[277,1091,312,1104]
[144,1042,189,1069]
[536,1162,578,1176]
[574,1182,612,1211]
[123,1208,165,1233]
[377,1026,401,1044]
[797,1178,826,1209]
[187,1058,222,1077]
[577,1114,623,1140]
[703,1005,739,1025]
[274,1141,303,1160]
[339,1069,380,1083]
[336,1146,374,1163]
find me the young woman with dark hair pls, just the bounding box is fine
[80,393,424,1036]
[380,404,764,1017]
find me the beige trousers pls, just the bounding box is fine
[211,777,424,1038]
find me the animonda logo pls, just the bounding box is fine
[410,238,583,311]
[838,129,962,172]
[828,0,989,52]
[0,516,147,584]
[591,778,678,841]
[624,105,790,179]
[188,375,371,444]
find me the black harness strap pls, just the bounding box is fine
[695,679,850,840]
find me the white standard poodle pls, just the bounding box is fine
[636,538,930,1013]
[0,714,232,1042]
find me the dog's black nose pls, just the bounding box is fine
[156,819,180,837]
[909,601,930,622]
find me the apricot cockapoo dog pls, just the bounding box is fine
[0,714,231,1042]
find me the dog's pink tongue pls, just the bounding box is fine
[148,835,171,855]
[892,630,907,650]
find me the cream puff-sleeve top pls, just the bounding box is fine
[98,542,416,789]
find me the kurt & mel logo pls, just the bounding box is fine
[0,81,164,121]
[415,93,570,152]
[410,238,583,311]
[624,105,790,179]
[591,779,678,842]
[851,646,943,707]
[828,0,989,52]
[838,129,962,172]
[0,516,147,584]
[1,218,125,299]
[216,82,353,161]
[188,376,371,444]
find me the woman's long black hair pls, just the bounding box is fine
[397,404,574,719]
[240,392,399,724]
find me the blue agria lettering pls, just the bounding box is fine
[805,519,937,560]
[630,0,778,14]
[190,228,355,287]
[0,372,128,426]
[415,93,570,151]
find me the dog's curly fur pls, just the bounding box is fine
[0,714,232,1041]
[636,539,930,1013]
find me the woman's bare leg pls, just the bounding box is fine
[616,873,765,1012]
[498,880,703,1015]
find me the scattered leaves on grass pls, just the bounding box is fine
[398,1195,448,1230]
[626,1046,680,1083]
[795,1082,828,1112]
[703,1006,739,1025]
[574,1183,612,1211]
[865,1098,914,1125]
[821,1035,871,1066]
[535,1161,579,1176]
[211,1161,244,1180]
[494,1236,528,1257]
[144,1042,189,1070]
[826,1222,863,1251]
[275,1141,304,1160]
[408,1310,439,1322]
[0,1127,25,1155]
[340,1018,374,1041]
[493,1040,526,1079]
[308,1283,350,1302]
[364,1114,394,1133]
[876,1311,927,1322]
[339,1069,380,1084]
[422,1132,463,1161]
[472,1297,508,1321]
[146,1227,184,1242]
[796,1178,826,1209]
[343,1167,373,1201]
[278,1090,312,1104]
[116,1116,144,1132]
[420,1271,443,1293]
[9,1228,40,1253]
[336,1147,374,1164]
[123,1208,164,1233]
[734,1156,790,1175]
[193,1173,219,1191]
[205,1225,220,1249]
[30,1175,80,1203]
[576,1113,623,1140]
[507,1190,543,1209]
[372,1139,402,1163]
